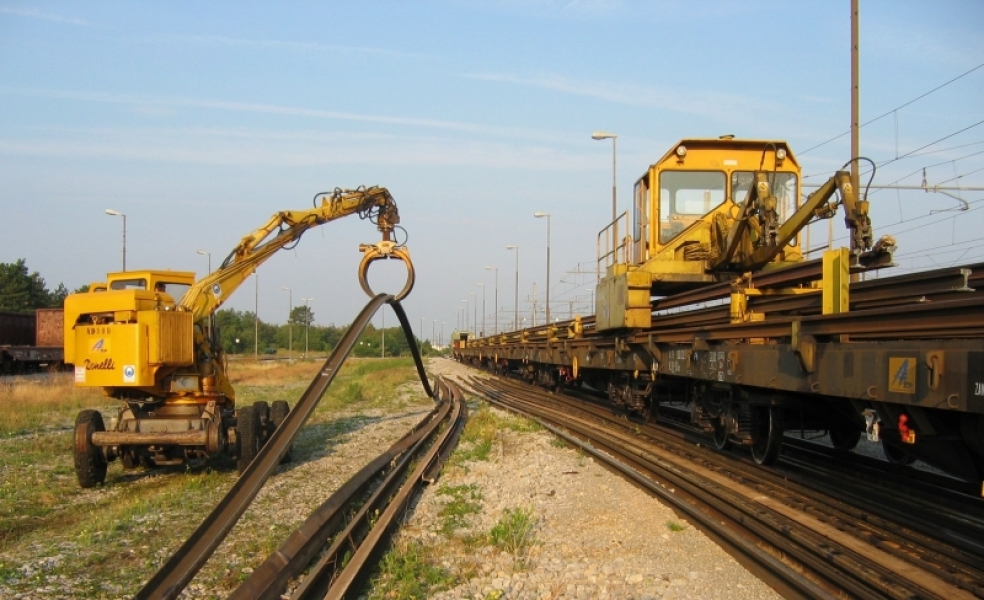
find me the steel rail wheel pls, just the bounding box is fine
[829,428,862,452]
[750,406,783,466]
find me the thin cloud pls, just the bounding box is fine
[0,87,572,143]
[464,72,779,122]
[0,127,602,170]
[0,6,90,26]
[143,33,430,60]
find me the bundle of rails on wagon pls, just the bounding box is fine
[454,137,984,493]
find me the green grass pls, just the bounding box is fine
[0,357,431,598]
[367,540,457,600]
[488,507,536,556]
[449,403,541,468]
[437,484,483,536]
[666,520,686,532]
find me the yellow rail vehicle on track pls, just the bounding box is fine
[595,137,885,330]
[458,137,984,489]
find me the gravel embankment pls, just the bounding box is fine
[410,358,780,600]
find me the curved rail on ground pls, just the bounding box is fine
[137,294,438,600]
[226,378,465,600]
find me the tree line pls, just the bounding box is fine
[1,259,435,357]
[0,259,81,312]
[214,306,435,357]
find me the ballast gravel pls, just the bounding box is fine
[413,358,780,600]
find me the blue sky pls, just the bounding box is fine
[2,1,983,340]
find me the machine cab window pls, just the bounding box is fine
[658,171,726,244]
[110,278,148,290]
[732,171,799,217]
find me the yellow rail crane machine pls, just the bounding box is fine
[64,187,414,488]
[595,138,892,331]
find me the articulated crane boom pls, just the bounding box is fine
[708,169,879,273]
[65,186,414,487]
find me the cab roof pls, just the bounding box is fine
[653,138,800,171]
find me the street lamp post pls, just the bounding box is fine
[485,266,498,335]
[301,297,313,358]
[506,245,519,331]
[470,292,477,334]
[591,131,618,225]
[441,321,445,348]
[432,319,437,348]
[253,271,260,360]
[196,249,211,274]
[282,286,292,361]
[534,212,551,324]
[477,283,486,337]
[104,209,127,271]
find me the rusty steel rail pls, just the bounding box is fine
[463,374,984,599]
[136,294,435,600]
[229,379,465,600]
[295,381,465,600]
[461,375,836,600]
[479,262,979,347]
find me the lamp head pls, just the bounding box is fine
[196,249,208,256]
[506,245,518,250]
[105,209,122,216]
[591,131,617,140]
[534,212,550,218]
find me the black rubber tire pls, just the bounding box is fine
[74,409,108,488]
[253,400,271,445]
[271,400,292,463]
[750,407,783,466]
[237,405,260,475]
[829,428,862,452]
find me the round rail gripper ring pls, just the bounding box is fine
[358,246,415,300]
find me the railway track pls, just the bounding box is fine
[136,295,465,600]
[460,371,984,600]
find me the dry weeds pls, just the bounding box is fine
[0,374,107,436]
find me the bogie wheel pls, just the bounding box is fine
[628,400,653,426]
[829,428,862,452]
[750,407,783,466]
[883,441,917,466]
[271,400,293,463]
[74,409,108,488]
[253,400,271,445]
[237,405,260,475]
[712,420,731,451]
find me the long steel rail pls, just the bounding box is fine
[137,294,438,600]
[476,260,984,346]
[463,374,984,599]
